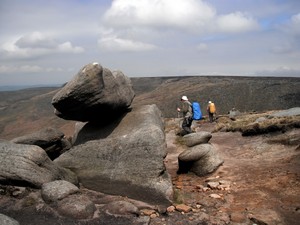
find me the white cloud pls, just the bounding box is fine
[271,43,293,54]
[196,43,208,52]
[102,0,259,33]
[0,64,64,74]
[99,0,260,52]
[103,0,215,29]
[216,12,259,33]
[98,35,156,52]
[0,31,84,59]
[285,13,300,38]
[15,31,57,49]
[57,42,84,53]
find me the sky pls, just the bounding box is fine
[0,0,300,85]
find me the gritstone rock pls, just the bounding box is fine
[11,127,70,160]
[51,62,135,122]
[0,141,78,188]
[0,214,20,225]
[55,104,173,206]
[178,143,224,176]
[41,180,79,203]
[183,131,212,147]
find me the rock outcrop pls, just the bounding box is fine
[11,127,71,160]
[177,132,223,176]
[51,62,135,122]
[55,104,173,206]
[0,214,19,225]
[0,141,78,188]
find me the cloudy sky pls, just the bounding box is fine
[0,0,300,85]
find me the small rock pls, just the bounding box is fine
[12,187,26,198]
[207,181,219,189]
[203,187,210,192]
[167,205,175,213]
[175,204,192,213]
[209,194,222,199]
[141,209,156,216]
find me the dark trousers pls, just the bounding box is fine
[182,117,193,134]
[208,112,214,122]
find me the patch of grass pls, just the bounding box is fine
[214,113,300,136]
[173,188,184,204]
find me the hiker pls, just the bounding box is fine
[177,96,193,135]
[207,100,216,122]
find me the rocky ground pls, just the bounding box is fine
[159,119,300,225]
[1,118,300,225]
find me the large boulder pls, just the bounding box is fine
[55,104,173,206]
[41,180,79,203]
[11,127,71,160]
[178,143,224,176]
[0,141,78,188]
[51,62,135,122]
[0,214,19,225]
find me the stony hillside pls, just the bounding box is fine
[131,76,300,118]
[0,76,299,140]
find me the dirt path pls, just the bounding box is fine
[162,119,300,225]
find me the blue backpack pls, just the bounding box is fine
[192,102,202,120]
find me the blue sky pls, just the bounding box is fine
[0,0,299,85]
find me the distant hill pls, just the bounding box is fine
[0,76,299,140]
[131,76,300,118]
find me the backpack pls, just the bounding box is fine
[192,102,202,120]
[209,103,216,113]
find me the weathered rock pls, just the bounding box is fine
[183,131,212,147]
[11,127,70,160]
[51,62,135,122]
[57,194,96,219]
[41,180,79,203]
[175,204,192,213]
[178,144,224,176]
[0,141,78,188]
[55,104,173,206]
[268,107,300,118]
[228,108,241,119]
[102,200,140,216]
[0,214,20,225]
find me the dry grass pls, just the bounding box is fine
[214,113,300,136]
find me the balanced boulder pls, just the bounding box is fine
[55,104,173,206]
[0,141,78,188]
[178,143,224,176]
[51,62,135,122]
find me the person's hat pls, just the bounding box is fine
[181,96,188,101]
[208,101,212,103]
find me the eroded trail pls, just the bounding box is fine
[163,118,300,225]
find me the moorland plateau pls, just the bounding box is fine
[0,75,299,225]
[0,76,299,139]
